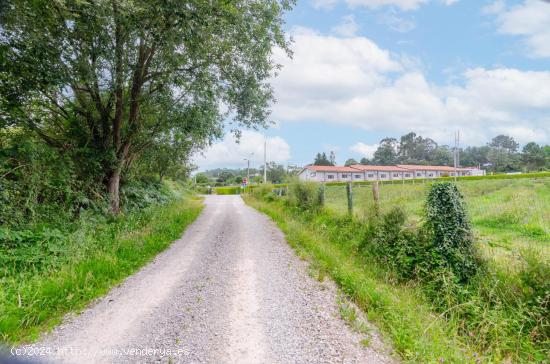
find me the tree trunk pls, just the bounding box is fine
[108,169,121,214]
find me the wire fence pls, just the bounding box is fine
[323,177,550,236]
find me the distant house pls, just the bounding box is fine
[298,164,484,182]
[298,166,362,182]
[350,165,411,181]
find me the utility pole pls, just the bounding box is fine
[263,138,267,184]
[453,130,460,182]
[244,153,253,183]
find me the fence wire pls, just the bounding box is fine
[325,178,550,235]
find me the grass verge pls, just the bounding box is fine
[0,189,203,344]
[244,196,548,363]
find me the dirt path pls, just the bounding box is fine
[22,195,395,363]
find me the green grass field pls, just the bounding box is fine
[324,177,550,266]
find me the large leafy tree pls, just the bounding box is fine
[372,137,398,165]
[0,0,292,212]
[521,142,546,171]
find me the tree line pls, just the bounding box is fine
[313,132,550,173]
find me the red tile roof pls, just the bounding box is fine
[301,164,480,174]
[350,164,409,172]
[303,165,360,172]
[397,164,474,172]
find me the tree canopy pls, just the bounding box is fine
[313,152,333,166]
[0,0,292,212]
[349,132,549,172]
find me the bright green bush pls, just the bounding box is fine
[365,182,480,284]
[425,182,479,283]
[215,186,242,195]
[288,179,323,211]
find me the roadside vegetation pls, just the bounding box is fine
[245,178,549,363]
[0,178,203,344]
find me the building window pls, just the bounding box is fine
[404,173,411,177]
[416,172,422,177]
[310,172,316,177]
[327,174,335,179]
[428,173,434,177]
[393,173,399,177]
[341,173,348,178]
[354,174,362,179]
[380,174,387,178]
[367,173,374,178]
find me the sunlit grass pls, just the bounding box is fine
[0,191,203,344]
[324,178,550,265]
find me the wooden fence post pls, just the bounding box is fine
[346,182,353,216]
[318,183,325,207]
[372,181,380,216]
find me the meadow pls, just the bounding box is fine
[245,177,550,362]
[324,177,550,266]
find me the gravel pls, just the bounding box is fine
[20,195,397,364]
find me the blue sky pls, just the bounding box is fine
[195,0,550,170]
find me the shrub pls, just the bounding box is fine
[425,182,479,283]
[288,179,323,211]
[215,186,242,195]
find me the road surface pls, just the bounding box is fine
[22,195,395,363]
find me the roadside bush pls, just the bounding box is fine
[288,179,323,211]
[425,182,479,283]
[120,177,173,213]
[365,182,481,285]
[252,183,274,197]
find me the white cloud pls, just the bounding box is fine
[350,142,379,158]
[378,11,416,32]
[331,15,359,37]
[491,0,550,58]
[193,131,291,169]
[272,27,550,146]
[346,0,458,11]
[310,0,339,10]
[311,0,458,11]
[481,0,505,15]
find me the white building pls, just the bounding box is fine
[298,166,365,182]
[298,164,484,182]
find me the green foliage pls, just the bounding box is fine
[245,192,550,362]
[215,186,242,195]
[355,131,549,172]
[0,131,105,228]
[120,177,174,212]
[194,173,210,184]
[0,185,202,344]
[313,152,333,166]
[288,179,323,211]
[1,0,292,211]
[425,182,479,282]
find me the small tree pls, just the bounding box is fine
[344,158,358,166]
[425,182,479,283]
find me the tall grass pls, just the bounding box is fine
[0,186,203,344]
[244,180,549,363]
[325,178,550,264]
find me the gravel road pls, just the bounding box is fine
[22,195,395,364]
